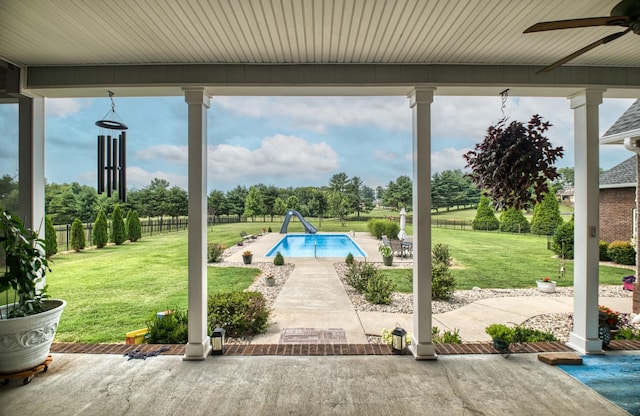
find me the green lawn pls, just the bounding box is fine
[38,215,630,343]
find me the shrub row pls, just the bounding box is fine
[603,240,636,265]
[367,219,400,240]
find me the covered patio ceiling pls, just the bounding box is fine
[1,0,640,98]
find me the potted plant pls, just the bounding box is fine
[598,305,620,329]
[379,244,393,266]
[485,323,513,351]
[242,250,253,265]
[536,277,556,293]
[264,274,275,287]
[0,210,66,373]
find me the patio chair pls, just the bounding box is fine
[240,231,254,241]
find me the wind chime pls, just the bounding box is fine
[95,91,127,202]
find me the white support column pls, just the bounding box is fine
[18,94,45,234]
[408,87,437,360]
[567,89,604,355]
[183,88,212,360]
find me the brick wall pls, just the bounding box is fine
[599,187,635,243]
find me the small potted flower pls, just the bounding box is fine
[242,250,253,265]
[598,305,620,329]
[264,274,276,287]
[536,277,556,293]
[379,244,393,266]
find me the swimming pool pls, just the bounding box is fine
[265,234,367,258]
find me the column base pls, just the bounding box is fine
[183,339,212,361]
[409,343,438,360]
[567,332,604,355]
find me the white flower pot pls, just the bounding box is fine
[536,280,556,293]
[0,299,66,373]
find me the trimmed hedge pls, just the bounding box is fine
[208,291,270,339]
[367,219,400,240]
[608,241,636,266]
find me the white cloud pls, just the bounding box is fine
[136,144,187,163]
[431,147,473,173]
[374,150,398,161]
[46,98,92,118]
[213,96,410,133]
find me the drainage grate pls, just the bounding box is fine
[279,328,347,344]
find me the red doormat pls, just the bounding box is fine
[279,328,347,344]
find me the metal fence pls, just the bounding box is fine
[53,217,189,251]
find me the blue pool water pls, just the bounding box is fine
[265,234,367,258]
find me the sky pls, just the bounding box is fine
[0,95,637,193]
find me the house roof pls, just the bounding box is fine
[599,156,637,188]
[601,99,640,143]
[2,1,640,98]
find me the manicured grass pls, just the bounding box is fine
[47,232,259,343]
[33,214,630,343]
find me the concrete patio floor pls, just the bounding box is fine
[3,352,632,415]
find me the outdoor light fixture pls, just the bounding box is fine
[211,327,225,355]
[391,326,407,354]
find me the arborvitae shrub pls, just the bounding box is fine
[530,192,563,235]
[367,219,387,239]
[70,218,86,252]
[499,207,530,233]
[472,196,499,231]
[432,261,456,300]
[599,241,611,262]
[207,291,270,338]
[127,210,142,242]
[93,209,108,248]
[608,241,636,266]
[552,217,574,260]
[432,243,452,267]
[274,251,285,266]
[44,215,57,257]
[110,205,126,245]
[345,253,354,265]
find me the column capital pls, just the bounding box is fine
[183,88,211,108]
[408,87,436,108]
[568,88,605,109]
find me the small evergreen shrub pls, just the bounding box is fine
[208,243,226,263]
[432,327,462,344]
[499,207,530,233]
[127,210,142,242]
[432,261,455,300]
[70,218,86,252]
[608,241,636,266]
[472,196,499,231]
[268,226,272,232]
[110,204,126,245]
[367,219,387,239]
[552,216,574,260]
[345,261,379,293]
[207,291,270,338]
[384,222,400,241]
[530,192,563,235]
[345,253,354,265]
[145,308,188,344]
[44,215,57,257]
[599,240,611,261]
[432,243,452,267]
[93,209,108,248]
[364,272,396,305]
[274,251,285,266]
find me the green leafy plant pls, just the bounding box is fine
[0,210,50,318]
[432,260,455,300]
[92,208,108,249]
[530,191,563,235]
[274,251,285,266]
[485,324,514,343]
[378,244,392,258]
[70,218,86,252]
[208,243,226,263]
[145,308,188,344]
[381,328,412,345]
[345,261,378,293]
[607,241,636,266]
[432,243,452,267]
[599,240,611,261]
[552,216,574,260]
[432,326,462,344]
[126,210,142,242]
[364,272,396,305]
[499,207,530,233]
[110,204,126,245]
[207,291,270,338]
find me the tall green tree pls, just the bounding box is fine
[110,204,126,245]
[285,195,300,212]
[472,195,499,231]
[44,215,58,257]
[530,191,564,235]
[70,218,86,252]
[226,186,248,220]
[93,209,108,248]
[383,175,412,210]
[208,190,228,220]
[499,207,530,233]
[243,186,265,221]
[347,176,365,218]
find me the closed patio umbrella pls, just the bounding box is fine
[398,208,407,240]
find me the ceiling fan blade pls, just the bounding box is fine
[536,29,631,73]
[524,16,630,33]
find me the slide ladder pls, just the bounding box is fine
[280,210,318,234]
